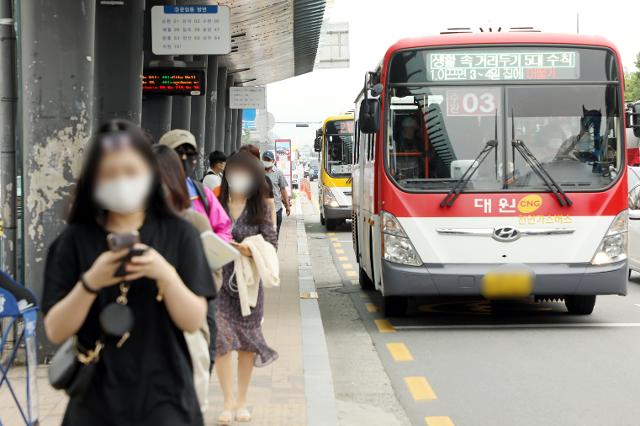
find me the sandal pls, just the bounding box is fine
[236,407,252,422]
[217,410,234,425]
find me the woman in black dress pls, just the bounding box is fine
[43,120,214,426]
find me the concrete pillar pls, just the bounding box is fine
[20,0,95,354]
[0,0,16,278]
[235,108,243,150]
[191,56,208,173]
[141,0,174,140]
[94,0,145,125]
[214,66,227,152]
[223,75,234,153]
[171,55,193,130]
[229,108,238,153]
[204,56,219,157]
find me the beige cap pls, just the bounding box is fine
[158,129,197,150]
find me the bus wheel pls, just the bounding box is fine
[359,267,374,291]
[326,219,338,230]
[320,213,325,225]
[382,296,408,317]
[565,295,596,315]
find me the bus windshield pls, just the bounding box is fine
[324,120,354,177]
[386,47,623,192]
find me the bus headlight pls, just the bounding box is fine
[591,211,628,265]
[381,211,422,266]
[322,186,339,208]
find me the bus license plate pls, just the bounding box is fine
[482,272,533,299]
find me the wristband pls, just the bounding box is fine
[80,274,99,295]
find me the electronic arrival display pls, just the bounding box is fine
[426,49,580,81]
[143,68,205,95]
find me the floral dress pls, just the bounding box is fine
[214,207,279,366]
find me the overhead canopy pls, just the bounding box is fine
[218,0,326,86]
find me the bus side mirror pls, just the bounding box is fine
[314,136,321,152]
[626,104,640,138]
[359,98,380,134]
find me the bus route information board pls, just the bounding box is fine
[151,5,231,55]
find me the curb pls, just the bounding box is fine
[295,206,339,426]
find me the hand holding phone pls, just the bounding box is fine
[107,231,145,277]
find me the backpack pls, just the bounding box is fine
[201,170,215,183]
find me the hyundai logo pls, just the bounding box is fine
[492,226,521,242]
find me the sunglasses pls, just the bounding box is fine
[175,145,199,160]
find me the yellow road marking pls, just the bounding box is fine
[338,256,348,261]
[425,416,454,426]
[365,303,378,312]
[404,377,437,401]
[351,280,359,286]
[332,242,342,248]
[335,249,345,254]
[342,263,353,270]
[374,319,395,333]
[386,342,413,362]
[330,237,338,242]
[346,270,357,277]
[327,232,336,236]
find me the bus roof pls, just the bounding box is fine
[385,32,619,61]
[322,114,354,126]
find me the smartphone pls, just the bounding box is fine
[107,231,143,277]
[107,231,140,251]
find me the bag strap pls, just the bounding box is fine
[193,180,211,216]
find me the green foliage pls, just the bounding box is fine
[626,52,640,101]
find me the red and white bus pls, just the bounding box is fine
[352,32,629,316]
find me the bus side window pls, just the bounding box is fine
[354,121,359,164]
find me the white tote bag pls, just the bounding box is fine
[184,322,211,413]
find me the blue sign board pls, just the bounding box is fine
[243,109,257,130]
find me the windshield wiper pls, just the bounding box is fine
[510,113,572,207]
[440,140,497,208]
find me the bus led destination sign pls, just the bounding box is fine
[427,50,580,81]
[143,69,205,95]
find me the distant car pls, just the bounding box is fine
[629,166,640,275]
[309,164,319,181]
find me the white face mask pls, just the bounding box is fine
[94,173,152,214]
[262,160,274,169]
[227,173,253,195]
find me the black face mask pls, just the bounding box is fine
[182,158,197,178]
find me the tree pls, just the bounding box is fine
[625,53,640,101]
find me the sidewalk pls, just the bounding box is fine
[0,213,336,426]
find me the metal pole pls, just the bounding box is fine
[94,0,145,125]
[19,0,96,355]
[171,55,193,130]
[215,66,227,152]
[141,0,174,141]
[0,0,16,278]
[223,75,234,153]
[191,55,207,174]
[204,56,219,156]
[235,108,243,150]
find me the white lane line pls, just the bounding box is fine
[394,322,640,330]
[634,304,640,308]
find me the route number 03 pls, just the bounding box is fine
[462,92,496,114]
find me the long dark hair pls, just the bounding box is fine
[67,119,175,225]
[152,144,191,211]
[219,152,269,225]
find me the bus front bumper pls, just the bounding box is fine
[380,260,627,297]
[323,205,351,220]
